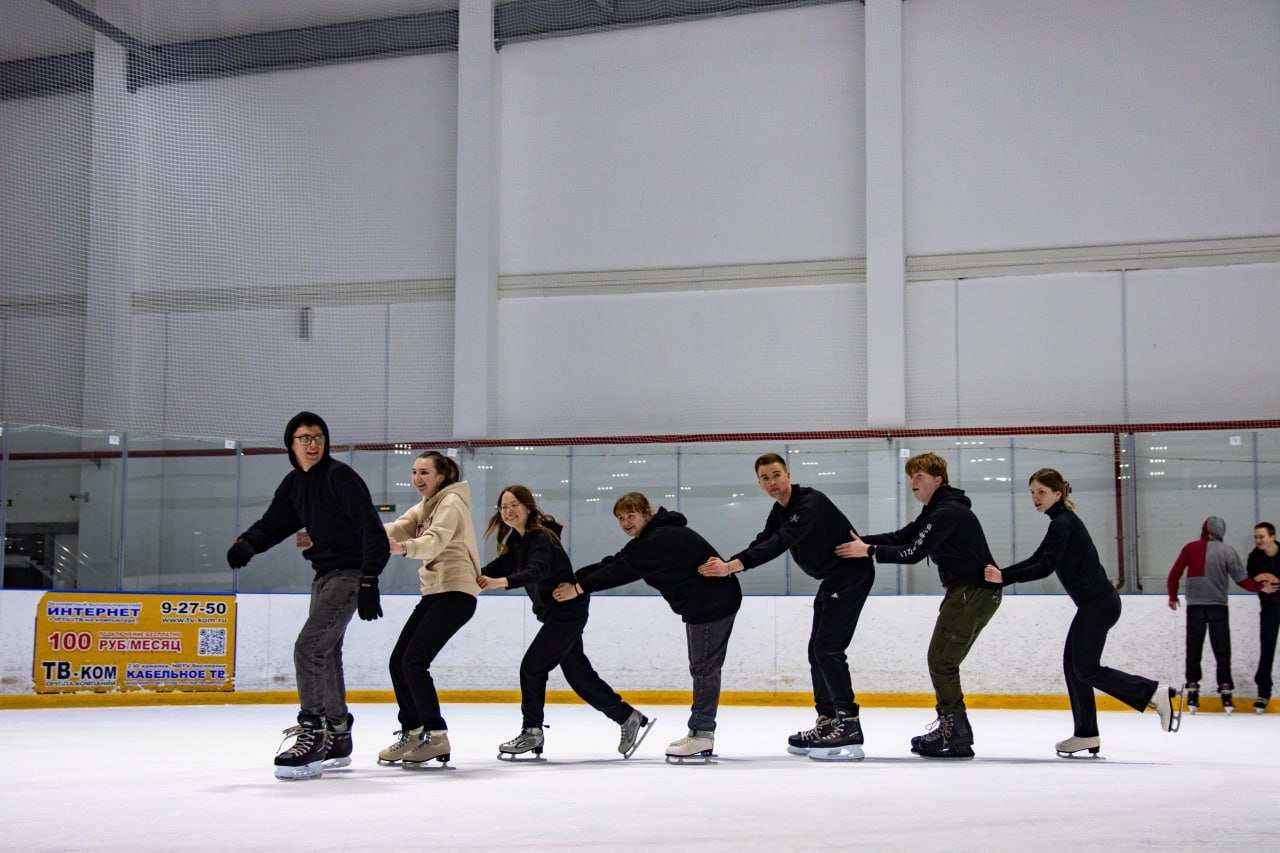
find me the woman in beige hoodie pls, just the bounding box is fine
[376,451,481,769]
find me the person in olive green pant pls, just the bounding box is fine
[839,452,1001,759]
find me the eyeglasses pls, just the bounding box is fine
[293,434,326,446]
[499,503,523,512]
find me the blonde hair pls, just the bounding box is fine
[613,492,654,519]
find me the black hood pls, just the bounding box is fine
[929,484,972,510]
[646,507,688,531]
[284,411,331,470]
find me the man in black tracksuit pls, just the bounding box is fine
[556,493,741,759]
[226,411,390,779]
[1247,522,1280,711]
[699,453,874,760]
[840,451,1000,759]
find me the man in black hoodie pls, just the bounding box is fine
[699,454,875,761]
[226,411,390,780]
[554,492,740,763]
[839,451,1001,759]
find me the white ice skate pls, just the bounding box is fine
[1255,697,1270,714]
[1054,735,1102,759]
[666,730,715,765]
[618,711,656,759]
[1149,684,1184,733]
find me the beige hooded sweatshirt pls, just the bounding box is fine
[384,480,482,597]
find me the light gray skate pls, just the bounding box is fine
[498,727,545,761]
[618,711,655,759]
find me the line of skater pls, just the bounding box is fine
[228,412,1279,780]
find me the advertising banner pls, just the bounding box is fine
[33,592,236,693]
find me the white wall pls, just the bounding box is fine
[1,588,1270,700]
[902,0,1280,254]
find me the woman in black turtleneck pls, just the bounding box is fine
[985,468,1178,757]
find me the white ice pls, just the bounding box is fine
[1,702,1274,851]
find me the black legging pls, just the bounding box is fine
[1185,604,1232,689]
[1064,591,1157,737]
[390,592,477,731]
[519,614,633,728]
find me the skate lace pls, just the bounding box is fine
[277,724,321,757]
[389,729,415,749]
[938,716,954,738]
[798,716,832,740]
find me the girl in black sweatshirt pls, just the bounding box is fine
[478,485,648,759]
[985,468,1179,756]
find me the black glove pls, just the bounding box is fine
[358,575,383,621]
[226,539,254,570]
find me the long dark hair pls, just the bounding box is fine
[484,485,562,554]
[1029,467,1075,511]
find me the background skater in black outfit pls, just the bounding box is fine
[556,492,740,764]
[700,453,875,761]
[984,469,1184,757]
[1246,523,1280,712]
[226,411,389,780]
[479,486,649,760]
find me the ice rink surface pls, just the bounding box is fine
[1,701,1274,851]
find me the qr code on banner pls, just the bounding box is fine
[198,627,227,657]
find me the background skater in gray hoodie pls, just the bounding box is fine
[1167,517,1272,713]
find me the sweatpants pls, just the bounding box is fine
[1063,592,1158,737]
[519,614,633,729]
[390,591,478,731]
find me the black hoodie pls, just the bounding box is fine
[482,520,587,623]
[236,411,390,578]
[997,502,1116,606]
[576,507,741,624]
[731,485,873,591]
[862,484,998,591]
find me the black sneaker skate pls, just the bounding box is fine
[618,710,655,758]
[807,713,865,762]
[914,711,975,760]
[323,713,354,769]
[1220,685,1234,714]
[787,715,835,756]
[498,727,545,761]
[274,714,331,780]
[1185,682,1200,714]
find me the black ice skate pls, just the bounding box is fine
[913,711,975,760]
[1185,682,1200,715]
[498,727,546,761]
[787,715,834,756]
[1255,697,1270,714]
[806,713,865,762]
[618,711,655,759]
[323,713,354,769]
[1149,684,1183,732]
[1220,685,1234,714]
[274,714,331,781]
[665,730,715,765]
[1054,735,1102,759]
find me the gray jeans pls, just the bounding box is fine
[294,568,360,726]
[687,612,736,732]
